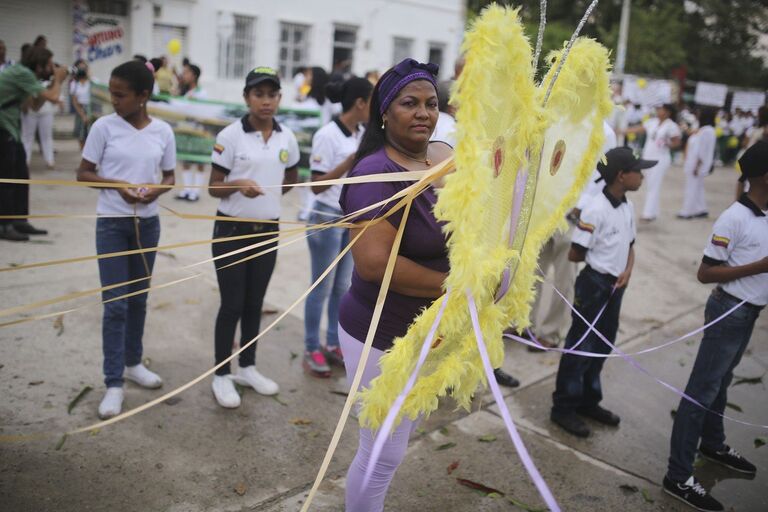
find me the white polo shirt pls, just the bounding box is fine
[703,194,768,306]
[82,114,176,217]
[642,117,681,162]
[572,188,636,278]
[310,118,364,210]
[211,116,300,220]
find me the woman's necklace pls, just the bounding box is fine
[393,146,431,166]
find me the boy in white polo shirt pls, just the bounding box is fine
[551,147,655,437]
[663,140,768,512]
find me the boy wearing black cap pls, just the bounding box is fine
[663,140,768,512]
[551,147,655,437]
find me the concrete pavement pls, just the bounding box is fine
[0,126,765,511]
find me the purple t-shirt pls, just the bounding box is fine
[339,147,449,350]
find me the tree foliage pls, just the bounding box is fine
[465,0,768,88]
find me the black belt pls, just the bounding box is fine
[713,287,764,311]
[215,210,278,233]
[584,265,618,284]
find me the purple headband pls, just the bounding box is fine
[378,58,439,115]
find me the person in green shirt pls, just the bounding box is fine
[0,46,67,241]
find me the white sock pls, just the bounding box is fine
[182,169,195,196]
[192,168,207,198]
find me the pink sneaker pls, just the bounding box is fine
[303,350,331,377]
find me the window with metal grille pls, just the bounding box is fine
[278,22,310,79]
[332,26,356,74]
[428,43,445,75]
[393,37,413,65]
[218,14,255,79]
[88,0,128,16]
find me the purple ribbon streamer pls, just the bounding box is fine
[361,289,451,492]
[467,290,561,512]
[494,167,528,303]
[545,284,768,430]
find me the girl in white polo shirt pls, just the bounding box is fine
[76,60,176,419]
[302,76,372,377]
[625,103,682,221]
[207,67,299,408]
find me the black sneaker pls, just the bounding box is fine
[493,368,520,388]
[550,411,590,437]
[0,224,29,241]
[13,221,47,235]
[663,475,723,511]
[700,444,757,474]
[576,405,620,426]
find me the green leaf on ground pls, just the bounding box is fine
[477,434,497,443]
[415,427,427,435]
[641,488,654,503]
[439,426,449,436]
[726,402,743,413]
[54,434,67,451]
[67,385,92,414]
[754,437,767,448]
[435,442,457,451]
[670,409,676,418]
[271,395,288,406]
[289,351,298,361]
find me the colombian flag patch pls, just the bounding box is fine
[213,144,225,154]
[577,220,595,233]
[711,235,729,248]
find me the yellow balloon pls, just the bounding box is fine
[637,78,648,89]
[715,126,724,137]
[167,38,182,56]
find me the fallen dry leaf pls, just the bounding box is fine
[261,308,279,315]
[233,482,247,496]
[184,298,201,305]
[455,478,503,496]
[152,302,172,311]
[290,418,312,426]
[447,460,460,475]
[53,315,64,336]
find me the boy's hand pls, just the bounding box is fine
[615,270,632,289]
[757,256,768,274]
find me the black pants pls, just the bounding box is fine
[0,130,29,226]
[552,266,625,414]
[212,215,279,375]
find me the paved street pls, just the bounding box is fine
[0,124,766,511]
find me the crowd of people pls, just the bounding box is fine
[1,32,767,512]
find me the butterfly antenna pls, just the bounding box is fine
[542,0,599,107]
[532,0,547,74]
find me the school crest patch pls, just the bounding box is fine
[279,149,289,163]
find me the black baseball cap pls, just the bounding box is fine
[597,147,657,183]
[244,66,280,90]
[737,140,768,179]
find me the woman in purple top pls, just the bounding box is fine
[337,58,451,511]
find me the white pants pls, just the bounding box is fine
[531,228,576,343]
[21,110,55,166]
[678,168,707,217]
[641,158,670,220]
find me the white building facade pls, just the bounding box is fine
[1,0,465,103]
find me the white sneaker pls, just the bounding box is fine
[98,387,124,419]
[211,375,241,408]
[125,363,163,389]
[231,365,279,396]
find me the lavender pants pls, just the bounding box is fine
[339,325,420,512]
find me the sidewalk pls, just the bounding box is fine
[0,129,765,511]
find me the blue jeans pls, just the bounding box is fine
[96,216,160,388]
[552,266,625,415]
[667,289,762,481]
[303,201,353,351]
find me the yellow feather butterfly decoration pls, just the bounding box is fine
[359,4,614,430]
